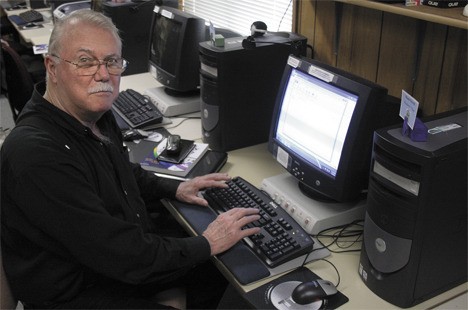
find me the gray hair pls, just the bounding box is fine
[48,10,121,57]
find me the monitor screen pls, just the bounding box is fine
[148,6,208,95]
[269,55,392,202]
[151,12,180,76]
[275,68,359,179]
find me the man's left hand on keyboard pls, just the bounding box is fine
[203,207,261,255]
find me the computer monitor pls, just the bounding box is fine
[47,0,81,10]
[148,6,208,96]
[268,55,391,203]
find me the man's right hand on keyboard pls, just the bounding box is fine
[203,208,261,256]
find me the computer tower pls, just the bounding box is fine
[29,0,48,9]
[102,0,177,76]
[199,33,307,152]
[359,109,467,308]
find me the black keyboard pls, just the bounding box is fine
[113,89,163,129]
[18,9,43,23]
[203,177,315,268]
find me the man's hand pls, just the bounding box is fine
[202,208,261,256]
[175,173,231,206]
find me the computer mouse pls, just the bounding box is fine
[24,23,37,28]
[291,279,338,305]
[122,129,149,141]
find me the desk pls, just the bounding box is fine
[120,73,467,309]
[2,5,53,46]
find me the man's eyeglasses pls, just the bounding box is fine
[51,54,129,76]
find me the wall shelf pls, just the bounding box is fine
[335,0,468,29]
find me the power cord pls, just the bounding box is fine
[165,116,201,130]
[312,220,364,254]
[296,220,364,289]
[277,0,293,31]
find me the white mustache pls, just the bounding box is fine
[88,83,114,94]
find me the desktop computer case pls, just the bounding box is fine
[199,34,307,152]
[102,0,155,76]
[101,0,177,76]
[359,110,467,308]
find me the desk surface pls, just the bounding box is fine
[120,73,468,309]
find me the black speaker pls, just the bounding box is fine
[199,33,307,152]
[359,109,467,308]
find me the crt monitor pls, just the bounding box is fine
[148,6,208,96]
[47,0,82,10]
[268,55,390,203]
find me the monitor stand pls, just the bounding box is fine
[144,86,201,117]
[261,173,366,235]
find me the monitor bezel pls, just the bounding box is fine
[268,55,388,202]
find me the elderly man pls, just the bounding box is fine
[1,10,259,309]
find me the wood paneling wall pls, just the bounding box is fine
[294,0,467,117]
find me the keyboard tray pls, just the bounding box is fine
[163,198,331,285]
[164,200,271,284]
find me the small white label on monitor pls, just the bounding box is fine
[276,147,289,169]
[287,56,301,68]
[308,65,334,83]
[161,9,174,19]
[428,123,461,135]
[373,161,420,196]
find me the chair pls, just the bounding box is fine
[1,41,45,122]
[1,250,18,310]
[2,245,185,309]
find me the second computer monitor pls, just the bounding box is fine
[148,6,208,96]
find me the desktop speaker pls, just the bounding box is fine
[358,109,467,308]
[199,33,307,152]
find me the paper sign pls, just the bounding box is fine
[400,90,419,129]
[33,44,48,55]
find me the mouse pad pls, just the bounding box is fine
[243,267,348,309]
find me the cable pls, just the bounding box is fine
[277,0,293,31]
[312,220,364,253]
[320,258,341,288]
[298,253,341,288]
[129,0,154,12]
[306,44,314,58]
[164,116,201,130]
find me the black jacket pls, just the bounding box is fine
[0,82,211,304]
